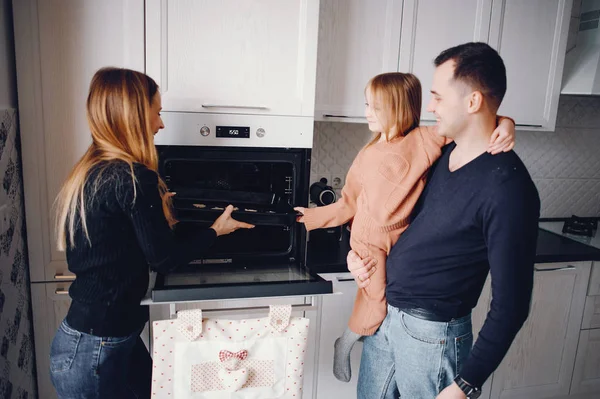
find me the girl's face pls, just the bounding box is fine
[150,92,165,135]
[365,88,388,134]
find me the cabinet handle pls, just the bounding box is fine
[54,273,75,281]
[201,104,269,110]
[534,265,576,272]
[515,124,543,128]
[323,114,366,119]
[54,289,69,296]
[336,277,355,282]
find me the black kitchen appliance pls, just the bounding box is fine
[562,215,598,237]
[151,144,332,302]
[307,178,343,244]
[309,178,336,206]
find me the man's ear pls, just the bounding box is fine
[467,91,484,114]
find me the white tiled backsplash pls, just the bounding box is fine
[310,95,600,218]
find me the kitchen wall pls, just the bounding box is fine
[311,95,600,218]
[0,0,38,397]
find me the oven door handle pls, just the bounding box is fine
[201,104,270,111]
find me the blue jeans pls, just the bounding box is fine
[357,305,473,399]
[50,320,151,399]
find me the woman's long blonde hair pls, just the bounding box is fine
[366,72,422,146]
[55,67,175,251]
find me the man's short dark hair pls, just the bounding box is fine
[434,42,507,111]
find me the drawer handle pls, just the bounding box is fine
[323,114,366,119]
[336,277,355,282]
[55,289,69,296]
[201,104,269,110]
[534,265,576,272]
[54,273,75,281]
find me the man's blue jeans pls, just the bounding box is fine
[358,305,473,399]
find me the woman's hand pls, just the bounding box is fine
[346,250,377,288]
[294,207,306,223]
[210,205,255,236]
[488,116,516,154]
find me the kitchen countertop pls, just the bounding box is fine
[307,221,600,274]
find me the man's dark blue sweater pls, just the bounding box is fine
[386,142,540,387]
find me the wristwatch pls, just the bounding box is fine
[454,375,481,399]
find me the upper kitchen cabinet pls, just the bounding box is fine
[314,0,403,122]
[488,0,572,130]
[145,0,319,117]
[398,0,493,123]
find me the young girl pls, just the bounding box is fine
[50,68,252,398]
[295,72,515,382]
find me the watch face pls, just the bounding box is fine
[468,389,482,399]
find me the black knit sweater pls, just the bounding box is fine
[65,161,216,336]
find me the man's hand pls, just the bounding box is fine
[436,382,467,399]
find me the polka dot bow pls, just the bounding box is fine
[219,350,248,363]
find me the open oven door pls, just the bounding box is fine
[151,263,333,302]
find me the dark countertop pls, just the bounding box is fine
[306,224,600,274]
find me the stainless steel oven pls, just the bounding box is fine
[150,113,332,301]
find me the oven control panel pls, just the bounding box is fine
[155,112,313,148]
[216,126,251,139]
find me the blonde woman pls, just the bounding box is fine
[295,72,515,383]
[49,67,253,398]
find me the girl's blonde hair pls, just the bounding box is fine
[55,67,175,251]
[365,72,422,145]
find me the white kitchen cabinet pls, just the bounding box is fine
[488,0,572,130]
[30,282,72,399]
[313,273,362,399]
[471,276,493,399]
[587,262,600,296]
[12,0,145,283]
[398,0,493,122]
[145,0,319,118]
[316,0,572,130]
[570,328,600,396]
[489,261,592,399]
[582,295,600,330]
[13,2,146,397]
[314,0,403,122]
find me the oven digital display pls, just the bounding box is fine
[216,126,250,138]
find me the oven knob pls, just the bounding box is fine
[200,126,211,136]
[256,128,266,138]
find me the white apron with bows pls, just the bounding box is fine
[151,305,310,398]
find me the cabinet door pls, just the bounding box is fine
[588,262,600,296]
[582,295,600,330]
[145,0,319,117]
[488,0,572,129]
[471,276,493,399]
[398,0,493,122]
[571,328,600,396]
[314,0,403,122]
[31,282,72,399]
[315,273,362,399]
[13,0,145,282]
[489,262,591,399]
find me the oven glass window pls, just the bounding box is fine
[165,159,299,259]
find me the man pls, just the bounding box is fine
[347,42,540,399]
